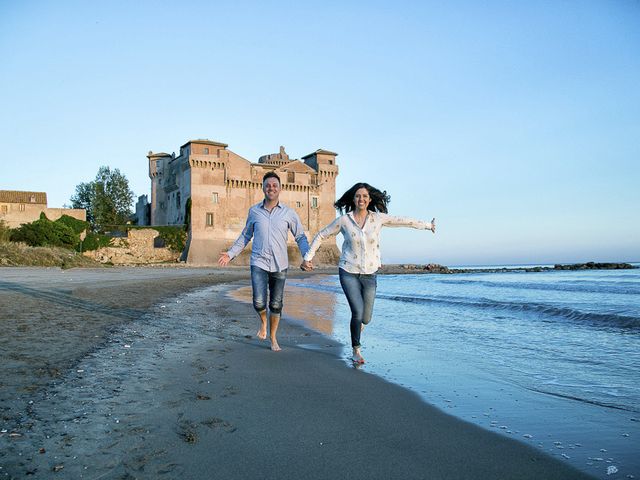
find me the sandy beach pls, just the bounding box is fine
[0,267,595,479]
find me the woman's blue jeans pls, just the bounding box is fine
[250,266,287,315]
[339,268,377,348]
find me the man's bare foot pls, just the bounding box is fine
[268,314,281,350]
[257,311,267,340]
[352,348,365,364]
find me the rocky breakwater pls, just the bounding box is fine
[379,262,636,275]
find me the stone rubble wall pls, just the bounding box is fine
[83,228,178,265]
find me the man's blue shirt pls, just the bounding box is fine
[227,201,310,272]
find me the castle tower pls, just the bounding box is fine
[302,149,339,235]
[147,152,173,225]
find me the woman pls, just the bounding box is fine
[301,182,435,364]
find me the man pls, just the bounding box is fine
[218,171,311,351]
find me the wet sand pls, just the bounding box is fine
[0,267,595,479]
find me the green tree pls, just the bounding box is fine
[71,166,134,231]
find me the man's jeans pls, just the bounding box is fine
[250,266,287,315]
[338,268,377,348]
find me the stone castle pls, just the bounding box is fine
[138,139,340,265]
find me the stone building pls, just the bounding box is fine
[142,139,340,265]
[0,190,86,228]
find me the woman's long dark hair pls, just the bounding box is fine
[334,182,390,214]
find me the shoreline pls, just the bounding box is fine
[0,267,595,479]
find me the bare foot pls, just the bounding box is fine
[257,311,267,340]
[352,348,365,364]
[270,339,282,352]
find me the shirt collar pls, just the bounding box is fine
[347,211,370,226]
[261,200,282,210]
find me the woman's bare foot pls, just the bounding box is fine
[352,347,365,364]
[270,339,281,352]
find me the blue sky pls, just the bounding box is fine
[1,0,638,265]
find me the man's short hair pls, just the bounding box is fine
[262,171,281,185]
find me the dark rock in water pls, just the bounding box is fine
[423,263,451,273]
[553,262,636,270]
[379,261,636,275]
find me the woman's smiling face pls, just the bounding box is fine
[353,187,371,212]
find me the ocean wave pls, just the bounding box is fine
[437,279,640,295]
[522,386,640,413]
[375,293,640,330]
[287,281,640,330]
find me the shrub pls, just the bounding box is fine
[0,220,11,243]
[80,232,113,252]
[154,226,187,253]
[56,214,89,235]
[10,214,78,249]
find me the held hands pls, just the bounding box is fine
[218,252,231,267]
[300,260,314,271]
[430,217,436,233]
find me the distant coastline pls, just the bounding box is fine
[379,261,638,275]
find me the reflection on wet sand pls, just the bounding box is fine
[228,282,338,335]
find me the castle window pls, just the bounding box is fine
[160,202,166,210]
[19,204,26,211]
[311,197,318,209]
[287,172,295,183]
[212,192,219,204]
[296,201,302,208]
[1,205,7,214]
[204,147,209,154]
[328,160,333,165]
[30,196,36,203]
[176,192,181,210]
[206,212,214,227]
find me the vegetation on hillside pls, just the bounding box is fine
[0,235,104,268]
[0,215,114,268]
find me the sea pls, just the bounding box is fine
[280,264,640,479]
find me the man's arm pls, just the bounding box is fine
[289,211,310,259]
[219,213,255,265]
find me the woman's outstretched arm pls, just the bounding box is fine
[303,216,343,264]
[379,213,436,233]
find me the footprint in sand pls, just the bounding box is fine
[176,420,198,443]
[221,385,239,397]
[201,417,237,433]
